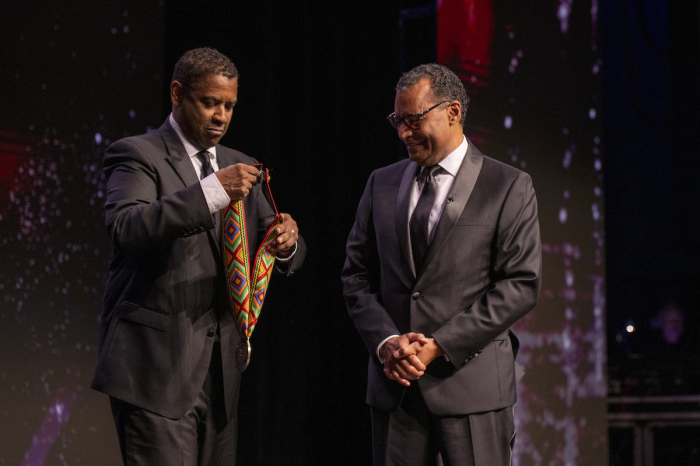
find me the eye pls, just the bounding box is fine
[406,115,421,125]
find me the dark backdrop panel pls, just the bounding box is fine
[603,0,700,360]
[0,2,164,465]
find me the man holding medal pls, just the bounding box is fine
[91,47,305,465]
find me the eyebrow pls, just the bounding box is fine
[201,96,237,105]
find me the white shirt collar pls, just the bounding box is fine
[436,135,468,176]
[168,113,217,160]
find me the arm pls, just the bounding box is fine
[342,172,400,355]
[342,172,424,385]
[104,138,215,256]
[433,171,542,367]
[270,213,306,277]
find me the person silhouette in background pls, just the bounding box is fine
[648,301,695,358]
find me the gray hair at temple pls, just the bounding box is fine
[396,63,469,125]
[171,47,239,91]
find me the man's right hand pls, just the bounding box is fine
[215,164,262,201]
[381,333,430,387]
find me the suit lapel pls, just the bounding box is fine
[160,119,200,188]
[419,141,484,277]
[395,161,420,278]
[160,119,223,254]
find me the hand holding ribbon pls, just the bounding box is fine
[271,213,299,258]
[215,163,262,200]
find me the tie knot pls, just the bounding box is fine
[419,164,442,183]
[197,150,211,163]
[197,150,214,179]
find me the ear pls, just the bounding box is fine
[447,101,462,126]
[170,81,185,107]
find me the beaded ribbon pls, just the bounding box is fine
[221,167,280,339]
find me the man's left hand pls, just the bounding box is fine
[393,336,445,369]
[272,213,298,257]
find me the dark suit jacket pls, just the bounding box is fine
[342,141,540,416]
[91,119,305,420]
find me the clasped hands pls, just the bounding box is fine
[215,163,298,258]
[380,333,445,387]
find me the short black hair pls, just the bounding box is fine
[396,63,469,125]
[171,47,239,91]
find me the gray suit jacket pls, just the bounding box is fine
[91,119,305,420]
[342,141,540,416]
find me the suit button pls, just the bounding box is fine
[207,328,216,337]
[411,292,420,300]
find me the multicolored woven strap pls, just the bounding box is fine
[221,167,281,338]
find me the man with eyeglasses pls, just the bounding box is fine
[342,63,541,465]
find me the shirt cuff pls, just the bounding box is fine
[376,335,400,363]
[201,173,230,214]
[275,241,297,261]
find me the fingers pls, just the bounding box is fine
[406,354,426,372]
[384,357,424,386]
[384,368,412,387]
[392,354,425,375]
[273,213,299,257]
[394,344,418,359]
[393,337,427,359]
[383,333,432,385]
[216,164,263,200]
[392,345,427,371]
[406,332,429,345]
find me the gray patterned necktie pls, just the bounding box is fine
[410,165,442,272]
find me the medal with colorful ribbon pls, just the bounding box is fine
[221,166,281,371]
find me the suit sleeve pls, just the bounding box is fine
[104,138,214,257]
[432,171,542,367]
[342,172,401,358]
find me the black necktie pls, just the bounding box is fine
[197,150,220,240]
[197,150,214,179]
[410,165,442,272]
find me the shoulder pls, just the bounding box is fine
[482,155,527,177]
[216,145,258,166]
[107,128,166,154]
[475,149,532,186]
[370,158,413,183]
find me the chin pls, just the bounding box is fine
[202,138,220,148]
[408,153,427,165]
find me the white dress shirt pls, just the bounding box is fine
[408,135,468,240]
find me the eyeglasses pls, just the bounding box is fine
[386,100,450,130]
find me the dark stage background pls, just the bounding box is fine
[1,1,698,465]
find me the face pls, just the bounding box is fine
[660,307,684,344]
[171,74,238,149]
[393,79,462,167]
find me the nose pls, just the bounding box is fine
[397,121,412,140]
[213,104,231,124]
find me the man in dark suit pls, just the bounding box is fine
[342,64,541,465]
[91,48,305,465]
